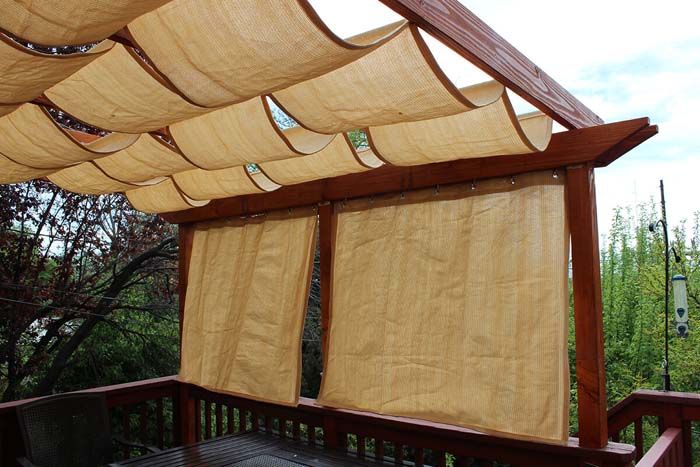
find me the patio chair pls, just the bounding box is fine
[15,392,158,467]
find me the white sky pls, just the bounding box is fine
[308,0,700,235]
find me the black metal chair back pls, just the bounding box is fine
[16,392,113,467]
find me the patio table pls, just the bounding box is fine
[112,431,380,467]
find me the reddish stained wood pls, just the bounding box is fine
[139,403,148,454]
[122,405,131,458]
[319,204,332,368]
[634,418,644,462]
[178,224,195,352]
[156,398,164,449]
[238,408,246,433]
[194,398,201,442]
[279,418,287,438]
[394,442,404,464]
[636,428,683,467]
[436,451,446,467]
[161,119,655,225]
[204,401,212,439]
[293,420,301,441]
[414,447,425,467]
[357,434,366,458]
[215,403,223,437]
[227,405,235,434]
[308,425,317,445]
[251,411,260,432]
[379,0,602,129]
[567,163,608,448]
[178,383,196,445]
[376,438,385,461]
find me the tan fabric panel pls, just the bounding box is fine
[173,167,264,201]
[169,97,334,169]
[45,45,210,133]
[179,211,317,405]
[0,152,50,183]
[260,136,372,185]
[129,0,403,107]
[273,26,503,133]
[125,178,210,214]
[0,36,112,104]
[369,99,553,166]
[0,0,170,45]
[0,104,138,169]
[319,172,570,443]
[95,135,195,183]
[0,104,18,117]
[48,162,135,195]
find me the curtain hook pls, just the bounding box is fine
[510,176,516,185]
[369,195,375,204]
[433,184,440,196]
[400,191,405,200]
[470,179,476,191]
[552,169,559,179]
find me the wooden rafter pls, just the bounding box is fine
[161,118,656,225]
[379,0,604,129]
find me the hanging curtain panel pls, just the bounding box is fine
[180,210,317,406]
[319,171,570,443]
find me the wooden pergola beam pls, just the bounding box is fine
[161,118,656,225]
[379,0,603,129]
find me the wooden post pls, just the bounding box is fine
[567,163,608,448]
[177,224,196,445]
[178,224,195,351]
[319,204,333,368]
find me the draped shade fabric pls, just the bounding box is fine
[0,0,171,45]
[318,172,570,443]
[0,0,554,215]
[179,211,317,405]
[0,36,113,105]
[45,44,211,133]
[0,104,138,172]
[168,97,335,169]
[128,0,404,107]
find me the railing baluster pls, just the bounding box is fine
[279,418,287,438]
[414,447,424,467]
[238,408,246,433]
[339,432,348,452]
[122,405,131,459]
[308,425,317,445]
[265,414,273,434]
[293,420,300,441]
[139,403,148,455]
[357,434,365,459]
[227,404,234,434]
[215,403,223,437]
[436,451,446,467]
[204,401,212,439]
[194,399,201,442]
[156,398,164,449]
[251,411,259,432]
[394,442,404,465]
[635,418,644,461]
[376,438,385,462]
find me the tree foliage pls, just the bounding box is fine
[0,181,179,401]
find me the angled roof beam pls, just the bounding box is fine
[379,0,604,129]
[160,118,656,224]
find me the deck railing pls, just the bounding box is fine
[607,389,700,467]
[0,376,641,467]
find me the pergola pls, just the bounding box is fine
[3,1,695,466]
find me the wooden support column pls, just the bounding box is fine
[567,163,608,448]
[178,224,195,350]
[177,224,196,445]
[318,204,333,369]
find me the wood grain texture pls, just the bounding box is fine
[161,118,654,225]
[567,163,608,448]
[319,204,332,371]
[379,0,603,129]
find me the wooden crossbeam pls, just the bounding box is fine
[379,0,603,129]
[160,118,656,225]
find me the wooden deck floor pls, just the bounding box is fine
[113,431,382,467]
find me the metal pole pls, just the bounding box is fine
[660,180,671,391]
